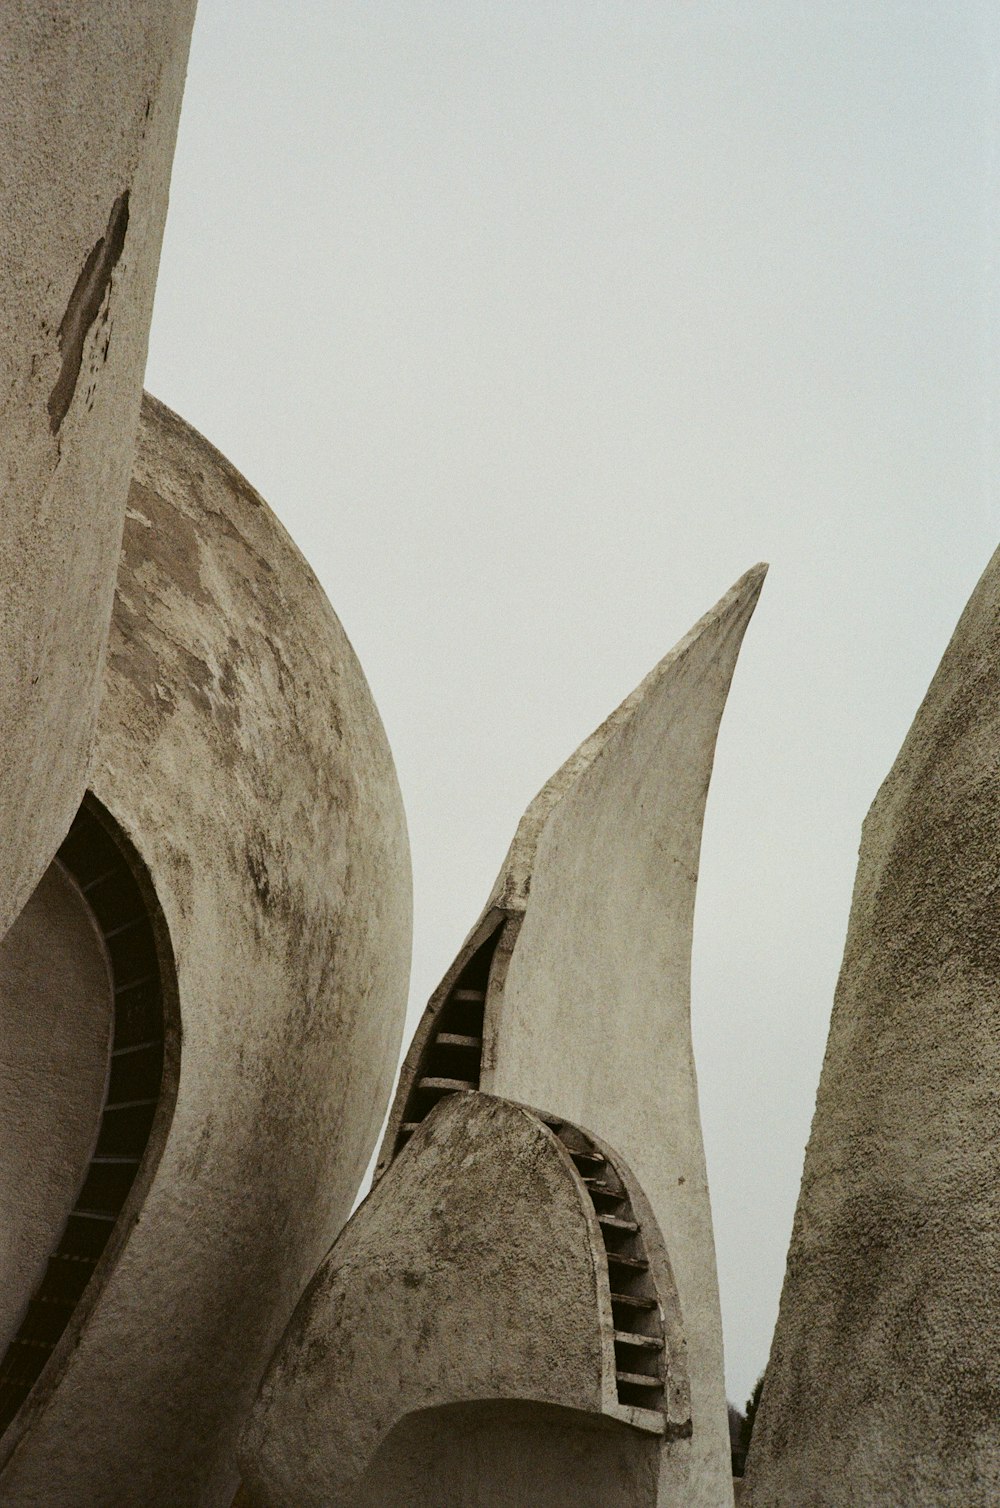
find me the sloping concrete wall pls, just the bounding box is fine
[0,2,196,940]
[0,396,412,1507]
[745,543,1000,1505]
[240,1093,681,1508]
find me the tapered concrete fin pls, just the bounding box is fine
[745,542,1000,1506]
[486,562,768,915]
[240,1093,690,1508]
[377,564,766,1508]
[0,2,197,942]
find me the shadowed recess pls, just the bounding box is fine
[0,795,172,1437]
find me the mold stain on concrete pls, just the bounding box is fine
[47,191,130,433]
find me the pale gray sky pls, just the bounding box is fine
[145,1,1000,1406]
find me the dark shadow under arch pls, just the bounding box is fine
[0,793,180,1438]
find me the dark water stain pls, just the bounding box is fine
[48,191,130,432]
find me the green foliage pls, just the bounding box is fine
[739,1373,765,1461]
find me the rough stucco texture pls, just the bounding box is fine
[483,566,766,1508]
[0,394,412,1507]
[330,1401,661,1508]
[744,542,1000,1505]
[240,1094,658,1508]
[0,863,112,1356]
[0,3,196,941]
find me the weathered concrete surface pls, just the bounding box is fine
[240,1093,686,1507]
[324,1401,662,1508]
[239,1404,662,1508]
[744,543,1000,1506]
[0,396,412,1507]
[0,3,196,941]
[0,863,113,1355]
[480,566,765,1508]
[375,568,765,1507]
[373,567,762,1505]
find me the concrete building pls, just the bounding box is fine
[0,1,196,943]
[242,1093,691,1508]
[0,397,412,1506]
[744,544,1000,1505]
[240,567,766,1508]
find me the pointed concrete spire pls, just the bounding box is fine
[377,563,766,1508]
[746,542,1000,1505]
[481,563,766,1508]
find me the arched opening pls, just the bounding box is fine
[0,795,178,1436]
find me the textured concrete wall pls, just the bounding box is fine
[744,544,1000,1505]
[0,3,196,940]
[334,1401,662,1508]
[0,396,412,1507]
[479,566,766,1508]
[0,863,112,1355]
[241,1094,676,1508]
[373,567,765,1508]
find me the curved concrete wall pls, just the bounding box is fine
[379,564,766,1508]
[241,1093,687,1507]
[0,3,195,939]
[0,863,113,1356]
[0,395,412,1507]
[483,567,764,1508]
[328,1401,662,1508]
[745,543,1000,1506]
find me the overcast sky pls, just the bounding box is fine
[145,1,1000,1406]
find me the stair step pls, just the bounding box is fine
[584,1178,625,1202]
[605,1252,649,1274]
[451,989,485,1003]
[111,1039,160,1058]
[598,1213,639,1235]
[416,1076,477,1095]
[616,1370,663,1390]
[614,1331,664,1352]
[103,1098,158,1111]
[434,1033,481,1050]
[91,1154,141,1166]
[70,1209,117,1223]
[569,1149,605,1171]
[114,976,156,995]
[399,1122,420,1139]
[102,916,145,941]
[610,1292,656,1312]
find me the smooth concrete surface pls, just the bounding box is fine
[0,863,113,1355]
[744,543,1000,1506]
[381,565,765,1508]
[0,2,196,941]
[240,1093,687,1508]
[0,395,413,1507]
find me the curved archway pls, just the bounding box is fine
[0,794,179,1436]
